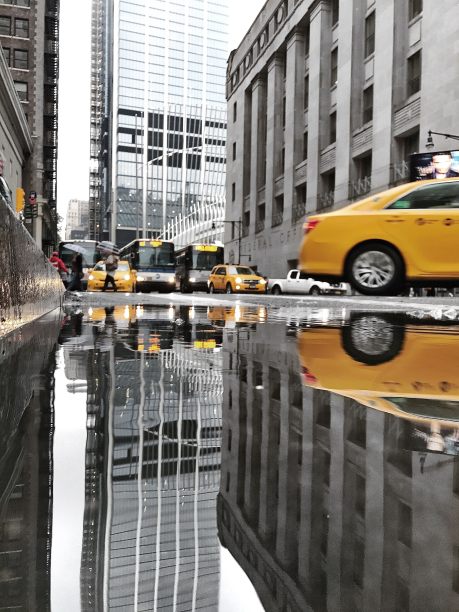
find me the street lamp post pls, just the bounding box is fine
[425,129,459,149]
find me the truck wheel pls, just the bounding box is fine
[272,285,282,295]
[309,286,321,295]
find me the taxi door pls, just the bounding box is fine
[383,181,459,277]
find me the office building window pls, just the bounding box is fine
[282,95,286,128]
[1,0,31,4]
[2,47,10,66]
[329,111,336,144]
[231,182,235,201]
[233,101,237,122]
[232,142,236,161]
[330,48,338,87]
[331,0,339,26]
[13,49,28,69]
[14,81,28,101]
[14,18,29,38]
[363,85,373,124]
[0,16,11,35]
[409,0,422,20]
[365,11,375,58]
[304,75,309,110]
[303,131,308,160]
[407,50,421,96]
[272,195,284,227]
[304,23,310,57]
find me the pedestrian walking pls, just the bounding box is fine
[49,251,68,286]
[67,252,83,291]
[102,252,119,292]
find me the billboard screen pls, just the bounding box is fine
[410,150,459,181]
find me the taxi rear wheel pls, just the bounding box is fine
[347,243,404,296]
[342,314,405,365]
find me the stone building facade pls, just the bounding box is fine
[218,319,459,612]
[225,0,459,276]
[0,0,59,254]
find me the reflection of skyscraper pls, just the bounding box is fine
[80,308,223,609]
[218,322,459,612]
[0,315,60,610]
[89,0,228,243]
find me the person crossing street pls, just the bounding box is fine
[102,252,119,291]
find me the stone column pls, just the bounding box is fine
[306,2,331,213]
[372,0,395,190]
[324,394,345,610]
[284,29,305,225]
[275,371,291,564]
[257,362,271,537]
[250,77,266,235]
[334,0,353,206]
[265,54,284,225]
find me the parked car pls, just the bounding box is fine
[87,260,136,292]
[299,178,459,295]
[207,264,267,294]
[268,269,347,296]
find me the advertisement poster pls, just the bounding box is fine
[410,150,459,181]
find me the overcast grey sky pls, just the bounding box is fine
[56,0,265,224]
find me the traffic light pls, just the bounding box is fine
[15,187,25,213]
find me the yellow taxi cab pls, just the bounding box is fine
[299,178,459,295]
[297,320,459,430]
[87,260,136,292]
[207,264,267,294]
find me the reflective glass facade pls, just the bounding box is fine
[93,0,228,245]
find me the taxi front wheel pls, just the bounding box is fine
[226,283,233,294]
[347,243,404,296]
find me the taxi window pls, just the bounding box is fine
[117,261,129,271]
[388,182,459,210]
[386,397,459,420]
[215,267,226,275]
[94,262,106,271]
[229,266,254,275]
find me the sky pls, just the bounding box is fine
[56,0,266,226]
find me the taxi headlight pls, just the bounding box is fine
[123,274,130,281]
[88,274,94,281]
[137,275,145,282]
[236,277,242,284]
[168,276,175,283]
[190,277,196,283]
[260,278,266,285]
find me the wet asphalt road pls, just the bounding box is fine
[1,294,459,611]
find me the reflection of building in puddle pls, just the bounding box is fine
[218,320,459,612]
[0,313,60,609]
[80,310,223,610]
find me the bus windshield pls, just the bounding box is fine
[138,244,174,269]
[192,249,224,270]
[59,241,99,268]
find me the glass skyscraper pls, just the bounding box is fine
[89,0,228,245]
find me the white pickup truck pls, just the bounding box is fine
[268,269,347,296]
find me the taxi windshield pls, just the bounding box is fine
[228,266,255,275]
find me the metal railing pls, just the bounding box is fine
[349,176,371,200]
[272,211,283,227]
[255,219,265,233]
[292,201,306,223]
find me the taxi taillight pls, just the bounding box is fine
[304,219,320,235]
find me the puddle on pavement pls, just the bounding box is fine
[1,304,459,611]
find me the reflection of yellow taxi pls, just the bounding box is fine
[207,264,267,294]
[299,178,459,295]
[297,320,459,428]
[87,305,137,322]
[207,305,267,325]
[87,260,136,292]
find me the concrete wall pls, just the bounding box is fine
[0,198,63,336]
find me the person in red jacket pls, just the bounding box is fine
[49,251,68,286]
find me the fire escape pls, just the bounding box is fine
[43,0,59,245]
